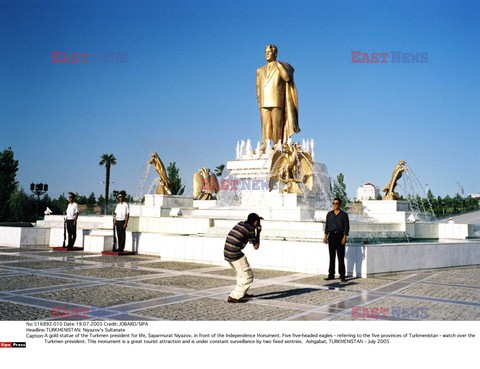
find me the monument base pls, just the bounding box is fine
[144,194,193,207]
[83,230,114,252]
[192,193,316,221]
[362,200,412,224]
[130,195,195,217]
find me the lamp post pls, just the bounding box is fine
[30,182,48,221]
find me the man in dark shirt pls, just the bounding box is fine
[224,213,263,303]
[323,197,350,282]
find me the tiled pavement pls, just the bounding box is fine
[0,246,479,321]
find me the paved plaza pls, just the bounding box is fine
[0,245,479,321]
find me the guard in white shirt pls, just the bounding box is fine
[114,191,130,252]
[65,193,79,248]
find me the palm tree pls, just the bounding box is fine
[99,154,117,214]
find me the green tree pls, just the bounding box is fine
[0,147,19,221]
[76,194,87,205]
[423,191,480,218]
[99,154,117,214]
[444,195,453,215]
[466,196,480,211]
[167,162,185,195]
[97,194,105,209]
[86,192,96,211]
[333,173,348,206]
[9,190,72,221]
[39,194,52,217]
[214,164,225,177]
[51,194,69,215]
[8,187,36,222]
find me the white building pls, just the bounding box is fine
[357,183,380,201]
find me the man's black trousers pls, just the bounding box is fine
[66,220,76,248]
[115,221,126,252]
[328,232,345,278]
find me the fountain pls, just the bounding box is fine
[134,161,152,204]
[108,149,477,277]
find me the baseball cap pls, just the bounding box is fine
[247,213,264,223]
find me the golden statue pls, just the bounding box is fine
[383,160,407,200]
[256,45,299,152]
[269,142,314,194]
[193,167,219,200]
[149,152,172,195]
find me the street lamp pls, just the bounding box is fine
[30,182,48,221]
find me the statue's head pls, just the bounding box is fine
[265,45,278,62]
[149,152,157,164]
[199,167,209,177]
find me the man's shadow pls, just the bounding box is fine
[131,232,141,254]
[323,279,361,289]
[253,287,318,300]
[253,279,361,300]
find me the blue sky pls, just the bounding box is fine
[1,0,479,199]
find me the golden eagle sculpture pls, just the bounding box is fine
[269,142,314,194]
[193,167,219,200]
[149,152,172,195]
[383,160,407,200]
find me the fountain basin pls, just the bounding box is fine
[76,231,480,277]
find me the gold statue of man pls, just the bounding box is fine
[256,45,299,151]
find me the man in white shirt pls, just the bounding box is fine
[114,191,130,252]
[65,192,79,248]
